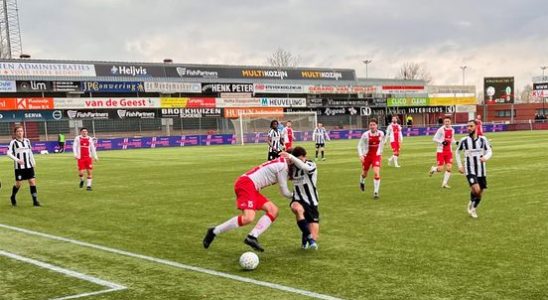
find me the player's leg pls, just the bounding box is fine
[430,153,443,176]
[28,177,40,207]
[373,163,381,199]
[86,168,93,191]
[78,159,85,188]
[320,145,326,160]
[290,201,312,249]
[305,205,320,249]
[315,144,319,160]
[468,183,482,218]
[442,162,452,188]
[10,178,21,207]
[245,200,278,252]
[393,143,401,167]
[360,158,371,192]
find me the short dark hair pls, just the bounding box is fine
[270,120,278,128]
[291,146,307,158]
[13,125,23,133]
[80,127,88,132]
[468,120,478,125]
[369,118,378,124]
[444,116,452,120]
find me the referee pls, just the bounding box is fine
[456,120,492,218]
[7,126,41,207]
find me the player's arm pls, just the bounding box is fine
[276,169,293,199]
[73,136,80,159]
[7,140,18,162]
[28,140,36,166]
[481,137,492,161]
[455,138,465,173]
[286,154,316,174]
[357,133,368,158]
[378,132,386,155]
[90,138,99,160]
[325,130,331,141]
[265,131,273,147]
[433,128,444,144]
[398,126,403,143]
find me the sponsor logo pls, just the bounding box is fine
[302,71,343,80]
[176,67,218,78]
[18,81,50,91]
[204,83,253,93]
[0,80,16,92]
[117,109,156,119]
[110,65,148,76]
[161,108,222,118]
[242,69,288,79]
[324,107,346,116]
[253,83,304,94]
[67,110,110,119]
[52,110,63,120]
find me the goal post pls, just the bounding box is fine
[234,111,318,145]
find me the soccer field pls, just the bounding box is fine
[0,130,547,300]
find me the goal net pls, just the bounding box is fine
[232,111,318,145]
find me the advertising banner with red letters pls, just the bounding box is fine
[224,107,284,119]
[53,98,161,109]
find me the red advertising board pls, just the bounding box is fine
[0,98,54,110]
[186,98,216,108]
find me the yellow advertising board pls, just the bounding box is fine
[429,97,477,106]
[160,97,189,108]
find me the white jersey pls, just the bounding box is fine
[243,158,292,198]
[357,130,385,157]
[456,135,493,176]
[313,127,330,144]
[287,155,318,207]
[433,126,456,153]
[385,123,403,143]
[7,138,36,170]
[267,128,282,152]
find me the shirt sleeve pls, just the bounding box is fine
[433,128,444,143]
[398,126,403,141]
[90,138,98,159]
[288,154,316,174]
[7,140,17,162]
[455,138,465,168]
[325,130,331,141]
[73,136,80,159]
[481,137,492,160]
[28,140,36,166]
[357,133,368,157]
[276,167,293,199]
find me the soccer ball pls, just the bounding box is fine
[239,251,259,270]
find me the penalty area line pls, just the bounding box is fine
[0,223,343,300]
[0,249,126,300]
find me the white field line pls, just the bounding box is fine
[0,249,126,300]
[0,223,344,300]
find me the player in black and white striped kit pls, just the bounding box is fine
[266,120,282,161]
[282,146,320,250]
[456,120,492,218]
[7,126,40,207]
[313,123,330,161]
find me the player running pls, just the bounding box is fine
[313,123,330,161]
[73,128,98,191]
[456,120,493,218]
[475,115,484,136]
[281,147,319,250]
[429,116,456,188]
[266,120,282,161]
[385,116,403,167]
[281,120,294,151]
[358,119,385,199]
[203,157,293,252]
[7,126,40,207]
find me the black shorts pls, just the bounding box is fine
[267,151,280,161]
[466,175,487,189]
[290,199,320,223]
[315,143,325,149]
[15,168,35,181]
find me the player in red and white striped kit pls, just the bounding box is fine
[281,120,294,151]
[385,116,403,168]
[203,157,293,252]
[358,119,385,199]
[429,116,456,188]
[73,128,98,191]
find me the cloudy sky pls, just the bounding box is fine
[18,0,548,91]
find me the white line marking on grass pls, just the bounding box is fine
[0,249,126,300]
[0,223,343,300]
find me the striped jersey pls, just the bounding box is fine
[433,126,456,153]
[456,135,493,176]
[313,127,329,144]
[386,123,403,143]
[290,156,319,207]
[7,138,36,169]
[267,128,282,152]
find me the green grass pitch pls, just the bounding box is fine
[0,130,547,299]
